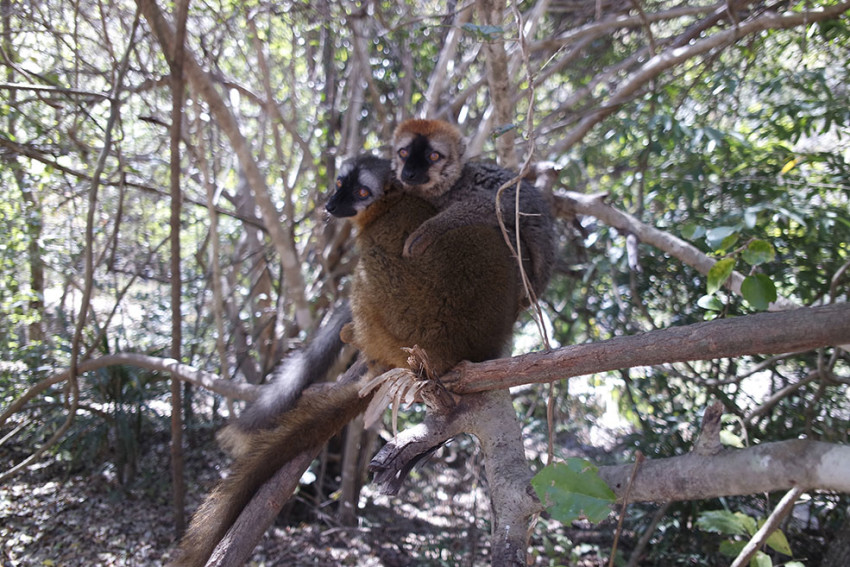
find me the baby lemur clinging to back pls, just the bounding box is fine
[393,118,556,302]
[173,155,521,567]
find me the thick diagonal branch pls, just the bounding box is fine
[442,304,850,394]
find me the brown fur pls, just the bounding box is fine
[173,154,521,567]
[347,185,519,375]
[171,360,369,567]
[391,119,556,301]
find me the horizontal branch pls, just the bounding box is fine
[0,82,110,99]
[530,1,725,52]
[0,135,265,230]
[599,439,850,503]
[1,353,256,429]
[441,304,850,394]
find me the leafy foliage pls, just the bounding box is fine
[532,458,616,524]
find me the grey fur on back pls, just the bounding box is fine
[437,161,556,300]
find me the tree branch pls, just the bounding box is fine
[549,1,850,155]
[553,191,799,310]
[0,134,266,229]
[136,0,312,330]
[442,304,850,394]
[0,353,257,432]
[599,440,849,503]
[730,486,804,567]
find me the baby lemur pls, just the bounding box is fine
[173,155,520,567]
[393,118,556,302]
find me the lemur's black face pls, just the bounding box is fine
[395,133,442,186]
[391,120,464,199]
[325,156,391,218]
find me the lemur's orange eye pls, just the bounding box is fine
[356,187,371,199]
[336,179,342,188]
[429,151,441,162]
[398,148,409,160]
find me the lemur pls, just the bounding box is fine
[172,155,520,567]
[392,118,556,304]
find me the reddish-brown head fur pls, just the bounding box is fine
[392,119,466,199]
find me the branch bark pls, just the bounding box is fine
[442,303,850,394]
[475,0,517,169]
[371,389,541,567]
[167,0,190,536]
[598,440,850,503]
[205,448,321,567]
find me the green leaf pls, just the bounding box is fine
[759,520,793,556]
[720,540,747,557]
[740,513,758,536]
[696,510,751,536]
[741,274,777,310]
[697,294,724,311]
[742,240,776,266]
[707,258,736,295]
[706,226,738,250]
[719,233,740,251]
[531,459,616,524]
[750,550,772,567]
[681,222,705,240]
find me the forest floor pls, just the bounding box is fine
[0,419,604,567]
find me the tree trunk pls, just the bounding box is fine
[168,0,190,536]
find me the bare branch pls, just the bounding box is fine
[0,134,265,228]
[730,486,805,567]
[0,354,257,431]
[423,4,474,118]
[599,440,847,503]
[476,0,517,168]
[0,81,111,99]
[554,191,799,310]
[442,304,850,394]
[136,0,312,329]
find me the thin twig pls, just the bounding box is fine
[0,8,141,485]
[610,452,645,567]
[730,487,805,567]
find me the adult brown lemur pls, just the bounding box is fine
[172,154,521,567]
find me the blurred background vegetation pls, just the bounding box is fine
[1,0,849,564]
